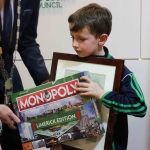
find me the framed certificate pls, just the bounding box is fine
[49,52,124,150]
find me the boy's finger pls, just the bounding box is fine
[76,82,89,88]
[75,87,87,92]
[80,76,91,83]
[79,92,89,96]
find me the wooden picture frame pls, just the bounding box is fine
[49,52,124,150]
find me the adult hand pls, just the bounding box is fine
[0,104,20,129]
[41,79,49,84]
[50,144,63,150]
[75,76,106,100]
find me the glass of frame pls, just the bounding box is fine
[49,52,124,150]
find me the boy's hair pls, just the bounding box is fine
[68,3,112,38]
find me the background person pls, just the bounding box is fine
[0,0,49,150]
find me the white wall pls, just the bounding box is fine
[13,0,150,150]
[125,60,150,150]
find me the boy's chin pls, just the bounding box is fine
[76,53,90,58]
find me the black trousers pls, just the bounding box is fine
[0,124,22,150]
[0,128,83,150]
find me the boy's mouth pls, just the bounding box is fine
[75,49,81,53]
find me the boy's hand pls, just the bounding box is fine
[50,144,63,150]
[75,76,106,100]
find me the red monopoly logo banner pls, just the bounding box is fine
[17,79,79,112]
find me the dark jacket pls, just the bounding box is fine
[0,0,49,96]
[0,1,49,150]
[99,46,147,150]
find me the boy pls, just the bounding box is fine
[67,3,147,150]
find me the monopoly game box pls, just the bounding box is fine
[11,71,105,149]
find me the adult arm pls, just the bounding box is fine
[18,0,49,86]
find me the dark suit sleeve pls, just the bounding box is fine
[18,0,49,86]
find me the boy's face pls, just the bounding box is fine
[69,23,101,57]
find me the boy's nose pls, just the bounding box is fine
[72,40,78,48]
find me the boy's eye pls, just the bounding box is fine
[80,38,85,41]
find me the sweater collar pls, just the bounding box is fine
[92,46,111,58]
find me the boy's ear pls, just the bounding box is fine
[98,34,108,46]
